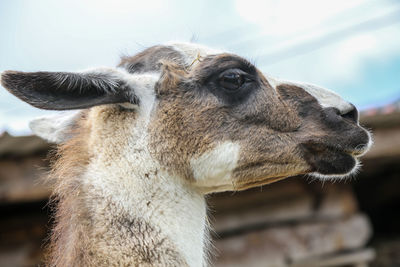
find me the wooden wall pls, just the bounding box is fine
[0,114,399,266]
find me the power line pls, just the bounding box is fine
[255,9,400,66]
[224,0,381,51]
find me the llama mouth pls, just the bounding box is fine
[303,132,372,159]
[345,148,367,157]
[299,117,372,166]
[301,142,364,176]
[343,138,373,157]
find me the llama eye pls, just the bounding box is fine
[219,70,246,91]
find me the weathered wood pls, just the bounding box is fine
[208,178,308,212]
[0,157,51,203]
[210,179,358,233]
[212,193,314,233]
[214,214,372,267]
[363,126,400,159]
[290,248,375,267]
[0,204,49,267]
[360,112,400,129]
[315,184,358,219]
[0,132,50,157]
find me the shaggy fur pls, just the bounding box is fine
[0,42,372,267]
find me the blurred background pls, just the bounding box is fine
[0,0,399,266]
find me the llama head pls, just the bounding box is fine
[0,43,372,193]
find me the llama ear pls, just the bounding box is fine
[0,68,142,110]
[29,111,82,143]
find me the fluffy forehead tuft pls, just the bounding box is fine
[166,42,225,65]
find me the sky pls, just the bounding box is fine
[1,0,399,135]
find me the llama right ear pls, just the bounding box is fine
[0,68,157,110]
[29,111,82,143]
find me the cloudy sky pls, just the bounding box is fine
[1,0,399,135]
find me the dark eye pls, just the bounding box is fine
[219,69,247,91]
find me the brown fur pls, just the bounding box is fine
[45,107,188,266]
[1,44,371,267]
[148,55,310,189]
[119,45,187,74]
[45,110,92,266]
[146,53,369,189]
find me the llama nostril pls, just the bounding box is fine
[341,104,359,123]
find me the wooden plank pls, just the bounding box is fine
[360,112,400,129]
[210,179,358,233]
[0,132,50,157]
[208,178,308,213]
[363,127,400,159]
[315,184,358,219]
[0,157,51,203]
[214,214,372,267]
[212,193,313,233]
[291,248,375,267]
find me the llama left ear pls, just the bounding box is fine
[0,68,141,110]
[29,111,82,143]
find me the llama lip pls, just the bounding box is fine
[345,146,369,157]
[302,128,372,160]
[314,143,370,158]
[301,142,359,175]
[344,137,373,157]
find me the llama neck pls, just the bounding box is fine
[83,162,206,266]
[63,114,209,266]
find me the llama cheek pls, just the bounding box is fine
[190,142,240,190]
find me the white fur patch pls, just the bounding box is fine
[119,70,159,116]
[84,109,207,267]
[300,83,354,114]
[191,142,240,191]
[88,67,159,116]
[267,75,354,115]
[29,111,81,143]
[86,68,158,115]
[169,42,224,66]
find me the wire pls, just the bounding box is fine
[254,9,400,66]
